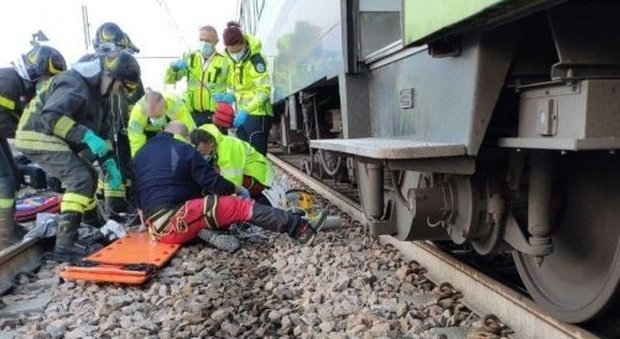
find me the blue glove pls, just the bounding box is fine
[82,130,110,158]
[213,92,235,104]
[102,159,122,190]
[237,186,250,199]
[233,110,249,128]
[170,59,188,71]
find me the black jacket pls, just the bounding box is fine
[0,67,33,139]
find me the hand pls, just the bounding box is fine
[213,92,235,104]
[82,130,110,158]
[233,110,249,128]
[170,59,188,71]
[213,102,235,129]
[102,158,122,190]
[236,186,250,199]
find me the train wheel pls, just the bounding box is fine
[513,153,620,324]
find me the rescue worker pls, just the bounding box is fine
[133,122,324,247]
[127,91,195,157]
[222,21,273,155]
[15,50,141,261]
[165,25,230,126]
[83,22,145,217]
[190,122,273,200]
[0,45,66,248]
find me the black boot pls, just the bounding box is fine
[54,212,96,262]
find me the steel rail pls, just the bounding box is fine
[268,153,599,339]
[0,238,44,295]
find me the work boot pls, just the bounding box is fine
[0,207,17,249]
[198,229,241,253]
[289,210,327,246]
[54,212,97,262]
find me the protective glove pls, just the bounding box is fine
[237,186,250,199]
[82,130,110,158]
[102,158,122,190]
[213,92,235,104]
[213,102,235,129]
[233,110,249,128]
[170,59,188,71]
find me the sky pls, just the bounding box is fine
[0,0,239,92]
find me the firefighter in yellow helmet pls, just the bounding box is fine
[165,25,230,126]
[127,91,196,157]
[0,45,66,248]
[190,122,273,200]
[222,21,273,156]
[15,50,141,262]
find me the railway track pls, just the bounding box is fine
[268,153,599,339]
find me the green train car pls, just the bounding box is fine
[239,0,620,325]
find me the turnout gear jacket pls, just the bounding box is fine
[132,132,236,214]
[164,51,229,114]
[127,93,196,157]
[0,68,33,139]
[15,67,110,154]
[200,124,273,187]
[225,34,272,117]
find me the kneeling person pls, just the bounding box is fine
[133,122,324,247]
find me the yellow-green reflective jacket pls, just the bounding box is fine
[127,93,196,157]
[164,51,229,113]
[225,34,273,117]
[200,124,273,187]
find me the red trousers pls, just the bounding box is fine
[157,196,254,244]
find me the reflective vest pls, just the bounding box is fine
[164,51,229,114]
[200,124,273,187]
[225,34,273,117]
[127,93,196,157]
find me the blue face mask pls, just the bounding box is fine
[199,41,215,56]
[230,47,247,62]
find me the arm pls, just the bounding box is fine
[127,104,148,157]
[37,79,89,144]
[218,142,246,186]
[0,81,19,138]
[189,147,236,195]
[243,54,271,112]
[175,101,196,131]
[164,53,191,84]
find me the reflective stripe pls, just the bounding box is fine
[52,116,76,139]
[61,201,84,213]
[0,198,15,208]
[220,168,244,177]
[85,198,97,211]
[61,192,91,213]
[0,95,15,111]
[14,130,71,151]
[104,182,126,197]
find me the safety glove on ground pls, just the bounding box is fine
[102,158,122,190]
[213,102,235,129]
[198,229,241,252]
[170,59,188,71]
[82,130,110,158]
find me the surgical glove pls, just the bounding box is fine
[82,130,110,158]
[102,158,122,190]
[213,102,235,129]
[213,92,235,104]
[237,186,250,199]
[170,59,188,71]
[233,110,249,128]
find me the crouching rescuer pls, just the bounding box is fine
[15,50,141,262]
[133,122,325,247]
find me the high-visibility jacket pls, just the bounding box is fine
[0,68,33,139]
[225,34,273,117]
[164,51,229,114]
[200,124,273,187]
[15,66,110,154]
[127,93,196,157]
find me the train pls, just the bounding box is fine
[237,0,620,327]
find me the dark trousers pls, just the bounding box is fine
[0,139,18,205]
[237,115,273,156]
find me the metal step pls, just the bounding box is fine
[310,137,466,159]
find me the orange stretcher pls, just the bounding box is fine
[59,232,181,284]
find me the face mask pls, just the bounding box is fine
[230,48,247,62]
[149,116,167,128]
[199,41,215,56]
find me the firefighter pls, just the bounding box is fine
[165,25,230,126]
[190,121,273,200]
[15,50,141,262]
[127,91,195,157]
[83,22,145,217]
[0,45,67,248]
[133,122,324,247]
[222,21,273,155]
